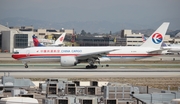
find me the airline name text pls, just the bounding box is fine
[61,50,82,53]
[37,49,82,53]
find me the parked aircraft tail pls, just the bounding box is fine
[54,33,66,45]
[32,35,44,46]
[142,35,147,42]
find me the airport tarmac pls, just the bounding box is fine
[0,68,180,78]
[0,53,180,78]
[0,61,180,90]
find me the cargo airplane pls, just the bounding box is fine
[33,33,66,46]
[12,22,169,69]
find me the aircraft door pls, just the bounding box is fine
[26,50,30,57]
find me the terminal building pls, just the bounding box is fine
[119,30,144,46]
[0,25,34,53]
[75,35,113,46]
[0,25,73,53]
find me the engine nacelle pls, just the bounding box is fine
[60,56,77,67]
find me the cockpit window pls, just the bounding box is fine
[13,51,19,54]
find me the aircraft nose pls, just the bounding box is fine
[12,54,21,60]
[12,54,26,60]
[12,54,17,59]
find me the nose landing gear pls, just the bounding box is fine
[25,64,28,68]
[23,62,28,68]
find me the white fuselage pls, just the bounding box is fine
[12,46,160,62]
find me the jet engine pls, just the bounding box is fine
[60,56,78,67]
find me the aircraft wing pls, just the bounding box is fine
[76,49,118,60]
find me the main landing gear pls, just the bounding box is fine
[85,58,110,69]
[86,58,97,69]
[86,65,97,69]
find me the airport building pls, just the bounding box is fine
[34,28,73,39]
[0,25,34,53]
[174,32,180,44]
[0,74,180,104]
[0,24,73,53]
[75,35,114,46]
[119,30,144,46]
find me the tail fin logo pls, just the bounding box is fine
[152,33,163,44]
[32,35,44,46]
[60,37,64,42]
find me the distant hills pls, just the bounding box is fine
[0,17,179,36]
[167,30,180,37]
[0,17,149,33]
[133,29,180,37]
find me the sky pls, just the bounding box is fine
[0,0,180,32]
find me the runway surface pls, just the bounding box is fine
[0,61,180,78]
[0,68,180,78]
[1,63,180,69]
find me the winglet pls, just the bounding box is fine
[140,22,170,49]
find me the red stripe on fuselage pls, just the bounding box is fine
[107,54,160,56]
[12,53,160,60]
[12,54,79,60]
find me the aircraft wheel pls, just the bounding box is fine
[86,65,97,69]
[86,65,90,69]
[106,64,109,67]
[93,65,97,69]
[25,65,28,68]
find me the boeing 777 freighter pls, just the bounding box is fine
[12,22,169,69]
